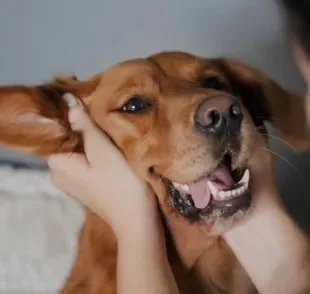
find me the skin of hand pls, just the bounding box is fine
[47,94,179,294]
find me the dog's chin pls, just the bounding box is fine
[161,154,253,230]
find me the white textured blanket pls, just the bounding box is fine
[0,166,85,294]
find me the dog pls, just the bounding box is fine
[0,51,308,293]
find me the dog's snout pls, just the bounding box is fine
[194,96,243,136]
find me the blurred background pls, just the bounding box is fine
[0,0,309,293]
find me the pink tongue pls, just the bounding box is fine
[189,165,235,209]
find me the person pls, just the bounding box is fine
[48,2,310,291]
[277,0,310,125]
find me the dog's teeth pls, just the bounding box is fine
[172,182,189,194]
[180,184,189,192]
[207,181,218,197]
[173,182,180,189]
[237,169,250,185]
[218,191,225,199]
[218,190,229,199]
[212,182,248,201]
[173,170,250,204]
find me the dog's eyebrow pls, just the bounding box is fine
[107,64,165,97]
[146,57,169,76]
[114,77,140,95]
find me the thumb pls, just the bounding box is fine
[63,93,115,166]
[63,93,95,132]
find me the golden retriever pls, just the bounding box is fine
[0,51,308,294]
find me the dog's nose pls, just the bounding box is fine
[194,96,243,136]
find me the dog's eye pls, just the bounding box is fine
[121,96,152,113]
[202,77,225,90]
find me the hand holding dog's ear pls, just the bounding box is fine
[48,94,157,238]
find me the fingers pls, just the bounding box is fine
[63,93,95,132]
[48,153,89,174]
[63,93,117,166]
[63,93,79,108]
[48,153,90,197]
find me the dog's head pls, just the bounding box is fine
[0,51,308,233]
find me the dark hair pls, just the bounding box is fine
[277,0,310,55]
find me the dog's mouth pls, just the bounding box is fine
[165,153,252,221]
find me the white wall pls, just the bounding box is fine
[0,0,309,233]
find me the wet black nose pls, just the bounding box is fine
[194,96,243,136]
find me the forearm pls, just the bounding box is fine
[117,214,179,294]
[224,196,310,294]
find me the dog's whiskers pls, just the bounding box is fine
[243,123,300,156]
[262,133,300,156]
[244,124,302,176]
[258,147,303,178]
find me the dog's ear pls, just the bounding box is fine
[215,58,309,151]
[0,74,100,156]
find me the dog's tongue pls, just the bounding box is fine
[189,165,235,209]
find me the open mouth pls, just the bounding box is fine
[166,154,252,221]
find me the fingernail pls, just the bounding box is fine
[63,93,78,108]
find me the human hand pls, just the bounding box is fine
[223,136,310,294]
[47,94,158,238]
